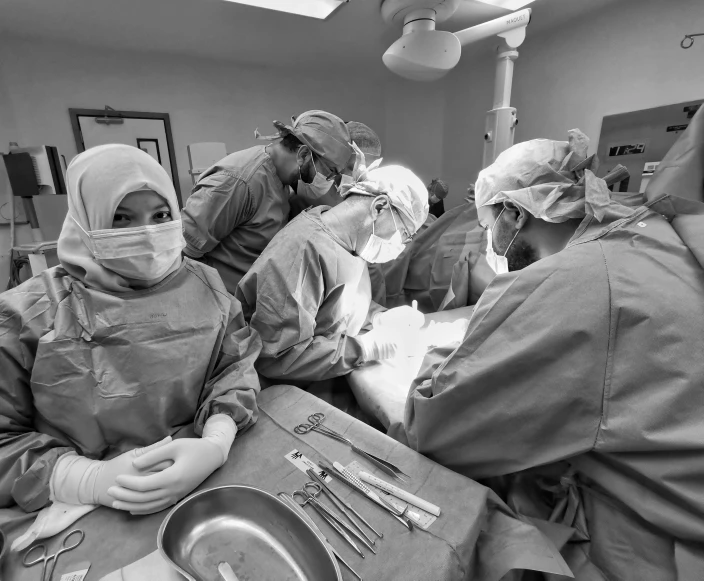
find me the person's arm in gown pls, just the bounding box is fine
[240,246,367,382]
[0,287,74,511]
[193,293,262,439]
[404,243,609,479]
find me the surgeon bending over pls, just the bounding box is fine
[289,120,383,220]
[236,160,428,383]
[403,130,704,580]
[183,110,353,292]
[0,145,261,524]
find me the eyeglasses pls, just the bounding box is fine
[393,209,414,245]
[312,154,338,181]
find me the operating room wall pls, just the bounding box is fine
[382,78,446,191]
[440,0,704,207]
[0,35,388,243]
[0,59,33,287]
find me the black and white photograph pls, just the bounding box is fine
[0,1,703,580]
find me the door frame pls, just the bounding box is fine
[69,108,182,206]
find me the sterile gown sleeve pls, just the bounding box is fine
[243,247,366,382]
[0,289,73,511]
[182,172,254,258]
[361,299,386,333]
[404,242,609,480]
[193,295,262,436]
[367,263,388,307]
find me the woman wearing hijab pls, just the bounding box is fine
[0,145,261,529]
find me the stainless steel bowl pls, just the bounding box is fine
[158,485,342,581]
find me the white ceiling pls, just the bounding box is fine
[0,0,621,75]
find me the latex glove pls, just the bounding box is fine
[425,319,470,348]
[51,436,173,507]
[11,502,97,552]
[373,303,425,331]
[358,327,398,362]
[109,436,228,515]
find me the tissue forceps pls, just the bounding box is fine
[292,482,372,557]
[23,529,84,581]
[294,413,410,482]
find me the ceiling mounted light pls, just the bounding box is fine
[474,0,535,10]
[222,0,349,19]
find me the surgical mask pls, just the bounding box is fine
[74,217,185,280]
[359,210,405,264]
[297,179,333,201]
[300,153,333,198]
[485,208,519,275]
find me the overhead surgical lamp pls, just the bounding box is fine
[381,0,532,167]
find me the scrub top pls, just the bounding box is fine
[236,206,384,383]
[0,259,261,513]
[403,195,704,581]
[182,146,290,293]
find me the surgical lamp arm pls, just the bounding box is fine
[452,8,532,168]
[454,8,531,48]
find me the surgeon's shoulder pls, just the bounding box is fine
[0,266,72,327]
[183,257,229,292]
[499,239,608,300]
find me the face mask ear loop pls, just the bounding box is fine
[503,227,521,258]
[389,204,399,234]
[490,207,506,255]
[70,214,91,237]
[492,206,521,258]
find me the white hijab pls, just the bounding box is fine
[57,144,182,292]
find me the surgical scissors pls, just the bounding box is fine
[292,482,375,557]
[23,529,84,581]
[294,413,411,482]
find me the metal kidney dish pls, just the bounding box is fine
[158,485,341,581]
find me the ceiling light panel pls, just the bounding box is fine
[222,0,348,20]
[474,0,535,10]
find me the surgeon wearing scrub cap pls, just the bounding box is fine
[289,120,383,220]
[402,128,704,580]
[236,160,428,384]
[182,109,354,293]
[0,145,261,546]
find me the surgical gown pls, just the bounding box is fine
[0,259,261,512]
[403,195,704,580]
[236,206,384,383]
[182,146,290,293]
[383,202,479,311]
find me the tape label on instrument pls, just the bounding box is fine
[345,461,438,530]
[285,449,332,483]
[60,563,90,581]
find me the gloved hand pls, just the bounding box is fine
[358,327,399,362]
[51,436,173,507]
[373,303,425,331]
[425,319,470,348]
[11,503,98,552]
[109,438,225,515]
